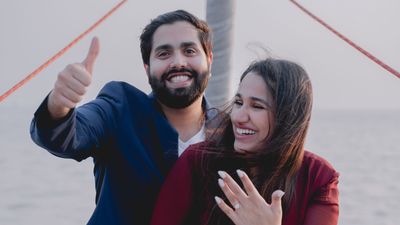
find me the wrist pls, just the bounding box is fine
[47,91,71,120]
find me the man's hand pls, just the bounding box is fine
[48,37,100,119]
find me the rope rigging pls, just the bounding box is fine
[1,0,397,103]
[0,0,128,102]
[289,0,400,79]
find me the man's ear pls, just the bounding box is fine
[144,64,150,77]
[144,64,152,84]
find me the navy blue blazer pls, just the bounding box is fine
[30,81,210,225]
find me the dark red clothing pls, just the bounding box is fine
[151,142,339,225]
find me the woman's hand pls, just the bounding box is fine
[215,170,284,225]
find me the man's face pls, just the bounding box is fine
[145,21,212,109]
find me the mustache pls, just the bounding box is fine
[161,68,196,81]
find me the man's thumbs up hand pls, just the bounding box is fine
[48,37,100,119]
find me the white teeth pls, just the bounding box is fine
[170,75,190,83]
[236,128,256,135]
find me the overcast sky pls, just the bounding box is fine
[1,0,399,111]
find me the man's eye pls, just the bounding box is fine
[185,48,196,55]
[157,51,170,58]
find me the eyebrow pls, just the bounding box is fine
[180,41,197,48]
[235,93,271,107]
[154,42,198,53]
[154,44,172,53]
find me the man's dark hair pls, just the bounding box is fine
[140,9,212,65]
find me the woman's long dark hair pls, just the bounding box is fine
[200,58,313,224]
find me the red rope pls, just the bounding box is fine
[0,0,128,103]
[289,0,400,79]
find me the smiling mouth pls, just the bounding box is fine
[236,128,256,135]
[167,74,191,83]
[164,72,193,89]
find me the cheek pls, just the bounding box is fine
[149,60,169,76]
[229,110,235,120]
[257,112,273,138]
[230,108,239,122]
[191,56,209,70]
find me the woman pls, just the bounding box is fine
[151,58,339,225]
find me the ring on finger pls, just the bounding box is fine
[233,202,240,210]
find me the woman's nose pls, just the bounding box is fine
[231,106,249,123]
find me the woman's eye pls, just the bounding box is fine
[233,100,243,106]
[253,104,265,109]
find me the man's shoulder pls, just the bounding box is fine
[96,81,153,105]
[100,81,146,96]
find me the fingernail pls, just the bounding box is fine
[214,196,222,204]
[218,178,225,188]
[218,171,226,179]
[236,169,245,178]
[277,190,285,198]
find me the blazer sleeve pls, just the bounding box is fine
[30,82,120,161]
[151,148,197,225]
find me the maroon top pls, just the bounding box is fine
[151,142,339,225]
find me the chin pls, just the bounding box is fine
[234,145,252,154]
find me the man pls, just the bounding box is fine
[30,10,213,225]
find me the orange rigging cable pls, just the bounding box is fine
[0,0,128,103]
[289,0,400,79]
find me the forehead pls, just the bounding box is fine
[238,72,270,101]
[152,21,201,50]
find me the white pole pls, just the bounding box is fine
[205,0,236,108]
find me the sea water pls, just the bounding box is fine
[1,104,399,225]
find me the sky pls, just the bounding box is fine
[1,0,399,111]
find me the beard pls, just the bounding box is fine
[148,67,210,109]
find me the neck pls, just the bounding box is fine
[160,96,205,142]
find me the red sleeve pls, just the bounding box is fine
[150,148,196,225]
[303,173,339,225]
[301,151,340,225]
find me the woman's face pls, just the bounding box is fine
[230,72,275,154]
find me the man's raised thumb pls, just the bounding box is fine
[82,37,100,74]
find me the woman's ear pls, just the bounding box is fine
[208,52,213,65]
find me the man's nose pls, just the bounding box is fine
[170,52,187,69]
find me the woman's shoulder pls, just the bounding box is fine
[288,151,340,224]
[179,141,219,171]
[303,151,337,171]
[181,141,212,160]
[300,150,339,186]
[188,141,212,150]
